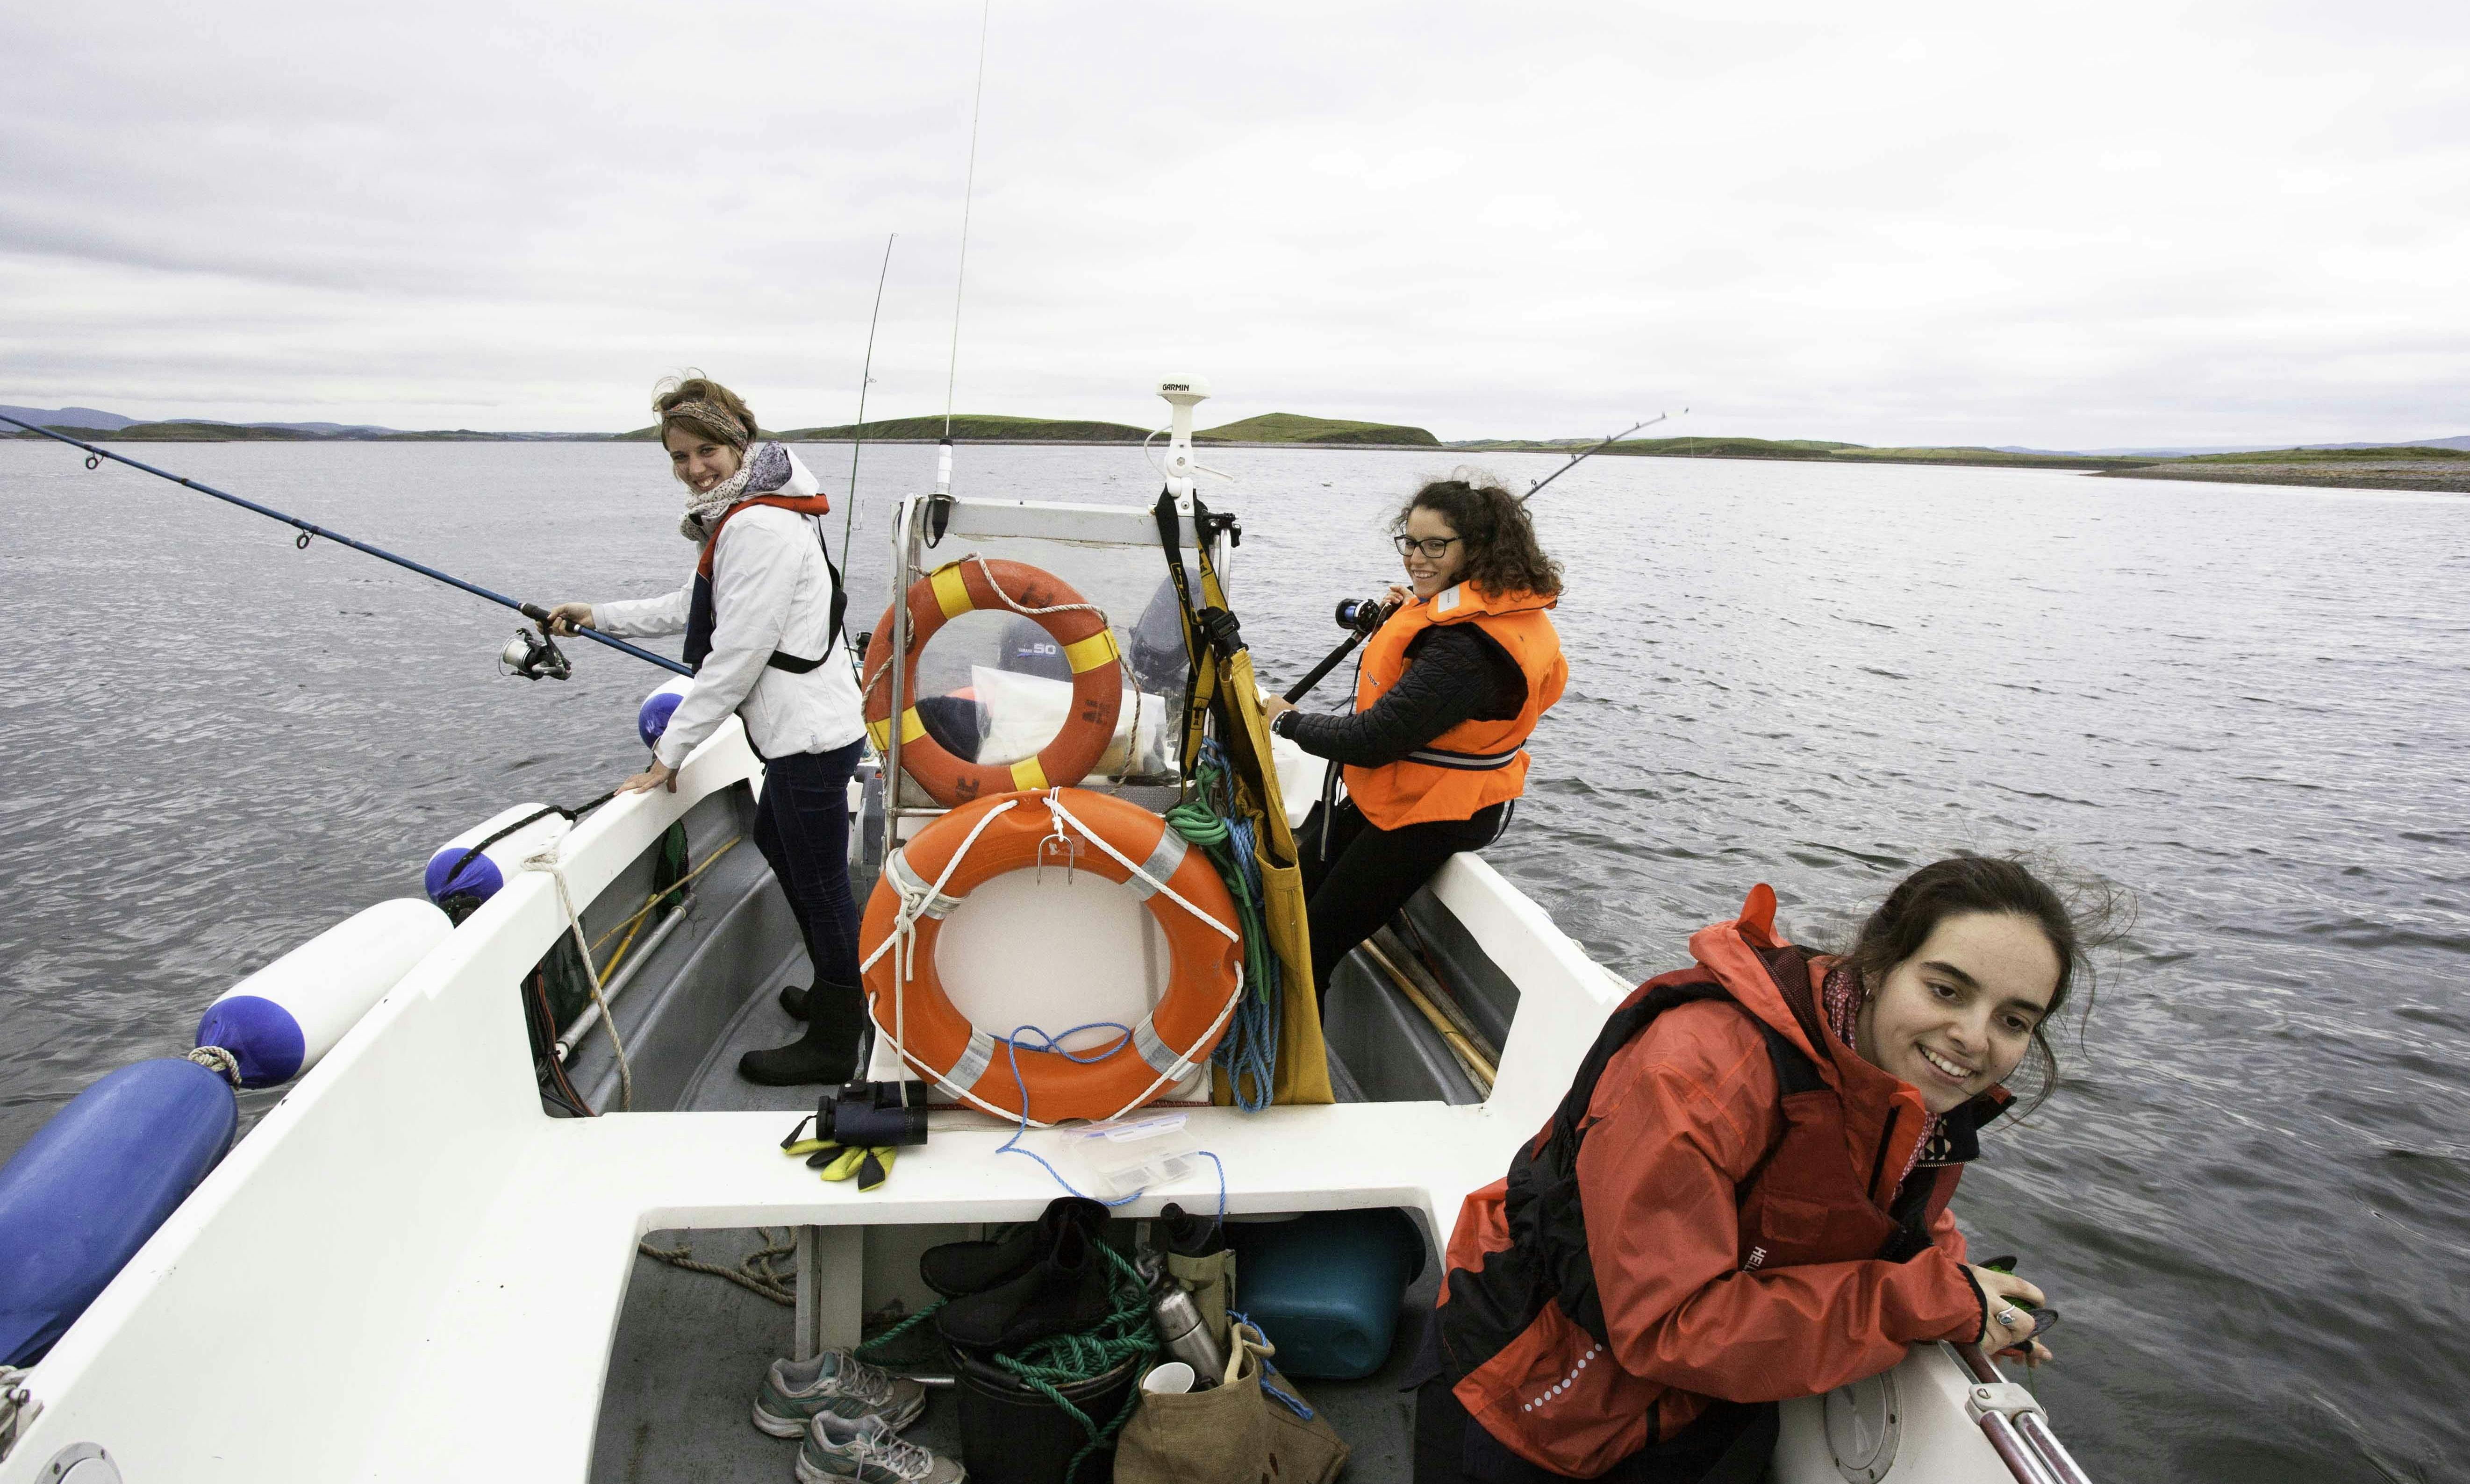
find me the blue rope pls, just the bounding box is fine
[991,1020,1228,1225]
[1167,739,1283,1111]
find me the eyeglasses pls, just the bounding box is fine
[1393,535,1461,559]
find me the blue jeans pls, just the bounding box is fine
[751,739,866,999]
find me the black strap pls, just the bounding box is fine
[1152,489,1209,784]
[694,515,849,676]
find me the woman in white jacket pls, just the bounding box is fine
[546,377,869,1086]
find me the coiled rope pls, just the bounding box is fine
[858,1240,1162,1484]
[637,1228,799,1306]
[1165,740,1282,1110]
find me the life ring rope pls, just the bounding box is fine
[858,788,1244,1128]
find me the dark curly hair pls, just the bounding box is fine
[1393,471,1563,599]
[1839,854,2130,1114]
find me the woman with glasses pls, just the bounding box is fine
[1261,473,1567,1005]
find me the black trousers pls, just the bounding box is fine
[751,739,866,1020]
[1298,797,1509,999]
[1411,1373,1776,1484]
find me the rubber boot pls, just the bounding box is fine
[739,981,863,1086]
[934,1219,1116,1351]
[778,983,809,1020]
[921,1197,1107,1298]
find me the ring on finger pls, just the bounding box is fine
[1995,1306,2025,1330]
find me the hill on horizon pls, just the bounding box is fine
[1195,412,1438,446]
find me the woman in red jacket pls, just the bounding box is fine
[1423,857,2103,1482]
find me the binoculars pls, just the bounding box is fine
[816,1079,931,1148]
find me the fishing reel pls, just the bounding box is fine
[1334,596,1390,635]
[498,627,573,681]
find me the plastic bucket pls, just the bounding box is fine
[949,1343,1140,1484]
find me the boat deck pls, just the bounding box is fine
[583,874,1453,1484]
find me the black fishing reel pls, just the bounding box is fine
[1334,596,1390,635]
[499,627,573,681]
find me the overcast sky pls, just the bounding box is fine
[4,1,2465,446]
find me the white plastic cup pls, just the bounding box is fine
[1141,1362,1196,1395]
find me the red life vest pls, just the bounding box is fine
[1344,582,1567,829]
[1434,892,2003,1474]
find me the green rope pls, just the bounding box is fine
[994,1244,1162,1483]
[857,1243,1161,1484]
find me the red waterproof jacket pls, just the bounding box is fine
[1433,886,1996,1477]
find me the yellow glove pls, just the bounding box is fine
[819,1145,898,1191]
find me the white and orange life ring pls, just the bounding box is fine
[860,787,1242,1123]
[861,556,1124,806]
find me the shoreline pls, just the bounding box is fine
[2098,462,2470,494]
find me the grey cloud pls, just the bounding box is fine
[4,0,2468,444]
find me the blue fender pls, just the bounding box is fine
[0,1058,237,1365]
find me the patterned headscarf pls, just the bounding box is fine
[660,398,750,450]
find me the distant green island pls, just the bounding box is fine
[1451,435,2152,471]
[13,406,2470,492]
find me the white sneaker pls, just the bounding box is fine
[796,1412,967,1484]
[752,1348,929,1438]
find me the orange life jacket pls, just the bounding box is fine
[1343,583,1566,829]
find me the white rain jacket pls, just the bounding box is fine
[593,449,865,769]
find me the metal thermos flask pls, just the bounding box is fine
[1148,1284,1224,1388]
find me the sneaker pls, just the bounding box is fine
[752,1348,928,1439]
[796,1412,966,1484]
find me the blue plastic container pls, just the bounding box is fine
[0,1058,237,1364]
[1225,1207,1426,1380]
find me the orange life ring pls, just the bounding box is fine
[860,557,1124,806]
[862,787,1243,1122]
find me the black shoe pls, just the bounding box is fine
[779,983,809,1020]
[739,982,863,1086]
[921,1197,1108,1298]
[934,1218,1116,1351]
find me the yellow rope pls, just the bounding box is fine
[586,835,745,957]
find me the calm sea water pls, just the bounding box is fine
[1,439,2463,1482]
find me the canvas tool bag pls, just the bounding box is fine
[1113,1322,1347,1484]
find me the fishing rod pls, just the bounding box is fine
[1519,409,1680,503]
[1278,409,1682,703]
[838,233,897,674]
[0,414,692,679]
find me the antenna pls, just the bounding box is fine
[939,0,992,464]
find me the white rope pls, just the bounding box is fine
[528,844,632,1112]
[184,1044,242,1086]
[1041,792,1240,942]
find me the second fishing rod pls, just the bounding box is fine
[0,414,691,680]
[1278,413,1673,705]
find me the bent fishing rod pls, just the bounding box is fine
[0,413,691,678]
[1279,411,1679,703]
